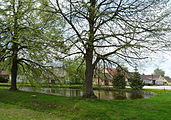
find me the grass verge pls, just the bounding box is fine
[0,88,171,120]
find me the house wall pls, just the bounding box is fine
[142,75,165,85]
[155,81,163,85]
[155,76,164,85]
[93,78,113,86]
[143,79,153,84]
[93,78,103,86]
[0,71,9,79]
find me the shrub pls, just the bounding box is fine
[112,72,126,89]
[0,76,9,83]
[128,72,144,90]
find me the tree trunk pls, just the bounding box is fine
[10,1,18,91]
[82,0,97,98]
[9,45,18,91]
[83,49,97,98]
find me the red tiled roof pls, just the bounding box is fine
[106,68,117,76]
[142,75,160,80]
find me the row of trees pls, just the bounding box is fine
[113,70,144,90]
[0,0,170,98]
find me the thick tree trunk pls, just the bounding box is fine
[83,49,97,98]
[9,46,18,91]
[82,0,97,98]
[10,1,18,91]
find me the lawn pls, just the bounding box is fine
[0,87,171,120]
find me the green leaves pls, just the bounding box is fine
[154,68,165,77]
[128,72,144,90]
[112,71,126,89]
[0,0,65,86]
[64,57,85,84]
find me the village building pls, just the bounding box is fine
[0,70,9,79]
[93,68,128,86]
[164,77,171,85]
[141,75,165,85]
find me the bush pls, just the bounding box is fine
[0,76,9,83]
[128,72,144,90]
[112,72,126,89]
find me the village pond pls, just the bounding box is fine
[19,87,155,100]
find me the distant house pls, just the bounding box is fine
[0,70,9,79]
[141,75,165,85]
[40,67,67,84]
[93,68,128,86]
[16,66,67,84]
[164,77,171,85]
[93,68,116,86]
[52,67,67,84]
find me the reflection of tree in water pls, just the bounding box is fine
[89,90,147,100]
[45,88,83,97]
[129,91,143,99]
[104,91,110,96]
[69,89,81,97]
[95,90,112,100]
[50,88,56,93]
[112,91,126,100]
[76,89,81,96]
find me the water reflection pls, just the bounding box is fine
[20,87,154,100]
[94,90,146,100]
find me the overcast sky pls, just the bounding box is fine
[135,52,171,77]
[127,1,171,77]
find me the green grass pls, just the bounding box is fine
[0,88,171,120]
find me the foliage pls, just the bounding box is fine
[0,76,8,83]
[154,68,165,77]
[0,0,65,89]
[116,65,129,72]
[112,72,126,89]
[128,72,144,90]
[64,57,85,84]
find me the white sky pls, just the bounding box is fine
[131,51,171,77]
[136,1,171,77]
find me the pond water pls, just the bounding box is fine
[19,87,155,100]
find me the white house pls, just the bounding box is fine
[141,75,165,85]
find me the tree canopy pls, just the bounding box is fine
[47,0,170,98]
[154,68,165,77]
[0,0,65,90]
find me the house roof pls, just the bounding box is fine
[0,71,9,76]
[141,75,161,80]
[95,68,128,82]
[96,68,117,80]
[106,68,117,76]
[141,75,152,81]
[165,77,171,82]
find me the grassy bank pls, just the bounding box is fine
[0,88,171,120]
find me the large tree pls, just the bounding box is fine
[48,0,169,98]
[154,68,165,77]
[0,0,64,90]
